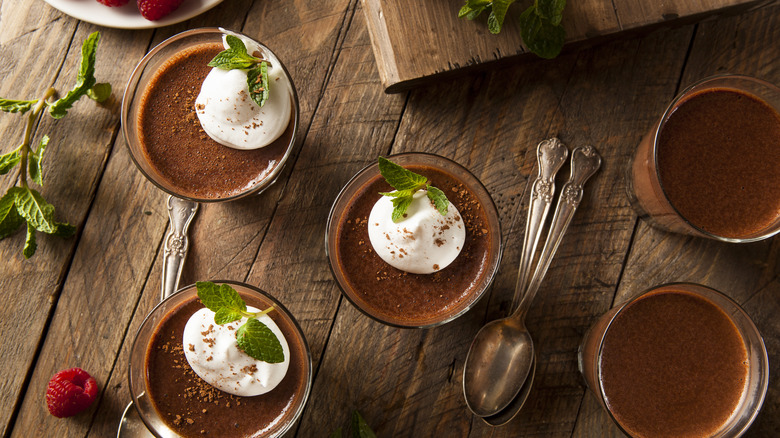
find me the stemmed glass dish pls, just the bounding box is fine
[128,281,313,438]
[325,153,503,328]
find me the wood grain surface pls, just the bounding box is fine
[360,0,776,92]
[0,0,778,437]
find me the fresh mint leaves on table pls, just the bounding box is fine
[458,0,566,59]
[0,31,110,258]
[330,410,378,438]
[378,156,449,223]
[196,281,285,363]
[208,35,270,108]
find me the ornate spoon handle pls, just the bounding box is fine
[512,145,602,320]
[512,138,569,311]
[161,196,198,301]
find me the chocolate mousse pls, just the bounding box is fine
[134,41,295,200]
[327,155,502,327]
[656,87,780,238]
[599,289,748,438]
[144,288,309,437]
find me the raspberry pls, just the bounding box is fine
[137,0,185,21]
[45,368,98,418]
[96,0,130,6]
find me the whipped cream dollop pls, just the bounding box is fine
[182,307,290,397]
[368,190,465,274]
[195,34,292,150]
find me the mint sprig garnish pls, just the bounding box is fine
[378,156,449,223]
[0,31,110,258]
[459,0,566,59]
[207,35,270,108]
[196,281,285,364]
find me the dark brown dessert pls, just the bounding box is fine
[657,88,780,238]
[136,42,294,200]
[145,294,308,437]
[599,289,748,438]
[333,165,494,325]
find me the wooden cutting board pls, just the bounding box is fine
[361,0,774,93]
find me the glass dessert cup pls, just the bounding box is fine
[128,281,313,438]
[325,153,503,328]
[627,74,780,242]
[578,283,768,438]
[121,27,299,203]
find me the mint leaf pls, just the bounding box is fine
[236,318,285,363]
[13,187,56,234]
[52,222,76,238]
[390,196,413,222]
[197,281,247,315]
[0,191,24,239]
[214,307,244,325]
[378,156,427,190]
[487,0,516,34]
[48,31,100,119]
[247,61,270,108]
[0,99,37,114]
[0,149,21,175]
[29,135,48,186]
[519,6,565,59]
[23,222,36,258]
[426,185,449,216]
[536,0,566,25]
[87,83,112,103]
[351,411,377,438]
[459,0,491,19]
[378,157,451,223]
[330,428,343,438]
[208,36,259,70]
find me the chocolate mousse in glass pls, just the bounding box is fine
[627,74,780,242]
[578,283,768,438]
[326,153,503,328]
[128,281,312,438]
[121,28,299,202]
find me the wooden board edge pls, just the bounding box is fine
[373,0,779,94]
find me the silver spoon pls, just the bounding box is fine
[463,146,601,419]
[463,138,568,417]
[117,195,198,438]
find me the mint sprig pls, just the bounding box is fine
[378,156,449,223]
[459,0,566,59]
[0,31,110,258]
[196,281,285,364]
[207,35,271,108]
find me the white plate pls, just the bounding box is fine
[43,0,225,29]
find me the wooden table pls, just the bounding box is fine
[1,1,778,436]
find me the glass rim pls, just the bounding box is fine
[127,280,313,438]
[594,282,769,438]
[325,152,503,329]
[120,27,300,203]
[650,73,780,242]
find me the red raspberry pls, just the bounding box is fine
[45,368,98,418]
[96,0,130,6]
[137,0,185,21]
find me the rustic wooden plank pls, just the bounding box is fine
[573,4,780,436]
[0,2,103,434]
[360,0,768,92]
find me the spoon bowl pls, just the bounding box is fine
[463,317,535,416]
[482,355,537,427]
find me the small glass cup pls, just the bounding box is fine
[578,283,768,438]
[121,28,299,202]
[627,74,780,242]
[128,281,312,438]
[325,153,503,328]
